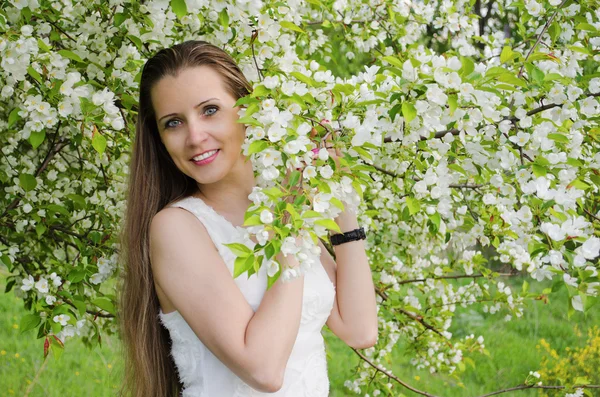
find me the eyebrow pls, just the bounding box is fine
[157,98,219,123]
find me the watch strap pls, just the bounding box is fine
[330,227,366,246]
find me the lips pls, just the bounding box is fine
[190,149,219,161]
[190,149,220,165]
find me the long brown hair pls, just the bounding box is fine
[118,40,252,397]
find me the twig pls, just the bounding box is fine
[250,30,264,81]
[476,384,600,397]
[383,94,600,144]
[375,287,448,339]
[0,126,68,219]
[517,0,568,78]
[578,203,600,223]
[396,272,517,285]
[24,353,49,397]
[305,19,366,25]
[352,348,440,397]
[371,164,487,189]
[397,308,445,338]
[46,20,77,42]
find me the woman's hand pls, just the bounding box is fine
[311,127,348,173]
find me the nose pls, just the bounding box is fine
[186,116,209,146]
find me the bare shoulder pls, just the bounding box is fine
[147,205,262,388]
[149,207,211,312]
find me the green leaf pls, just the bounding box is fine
[287,170,301,187]
[522,280,529,293]
[574,376,590,386]
[36,223,47,237]
[280,21,305,34]
[237,115,262,127]
[406,197,420,215]
[248,140,268,155]
[548,133,569,143]
[29,130,45,149]
[19,173,37,192]
[548,22,561,43]
[58,49,83,63]
[92,132,107,155]
[170,0,187,18]
[73,299,87,316]
[401,102,417,123]
[251,84,269,98]
[428,212,441,229]
[460,57,474,77]
[568,179,591,190]
[263,187,284,200]
[500,46,515,63]
[8,108,21,128]
[233,255,254,278]
[67,194,87,210]
[352,146,373,161]
[302,210,322,219]
[449,164,466,175]
[67,269,86,283]
[37,38,51,52]
[267,261,281,290]
[127,35,143,51]
[315,219,341,233]
[330,197,344,210]
[388,103,402,122]
[243,215,262,226]
[114,12,127,27]
[382,56,403,68]
[234,96,258,107]
[20,314,41,334]
[531,66,544,84]
[576,23,597,32]
[92,297,115,315]
[497,73,527,88]
[218,9,229,28]
[448,94,457,115]
[224,242,253,257]
[532,164,547,177]
[290,71,315,87]
[27,66,42,84]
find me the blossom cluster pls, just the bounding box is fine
[1,0,599,395]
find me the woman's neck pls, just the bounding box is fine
[194,156,256,217]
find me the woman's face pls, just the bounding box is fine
[151,66,246,186]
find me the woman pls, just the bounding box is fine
[119,40,378,397]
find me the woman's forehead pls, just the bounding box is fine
[151,66,232,114]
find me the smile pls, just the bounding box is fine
[191,149,219,165]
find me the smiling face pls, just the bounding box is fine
[151,66,247,188]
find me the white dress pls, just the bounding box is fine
[158,196,337,397]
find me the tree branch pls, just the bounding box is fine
[352,348,440,397]
[395,272,518,285]
[371,164,487,189]
[353,336,600,397]
[476,384,600,397]
[517,0,568,78]
[1,125,68,219]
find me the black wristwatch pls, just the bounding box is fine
[330,227,366,246]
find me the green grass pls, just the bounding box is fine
[0,275,123,396]
[325,278,599,397]
[2,273,598,396]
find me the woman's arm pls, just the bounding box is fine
[150,207,304,393]
[320,206,378,349]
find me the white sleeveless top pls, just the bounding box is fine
[157,196,336,397]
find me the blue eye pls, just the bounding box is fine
[165,119,181,129]
[204,106,218,116]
